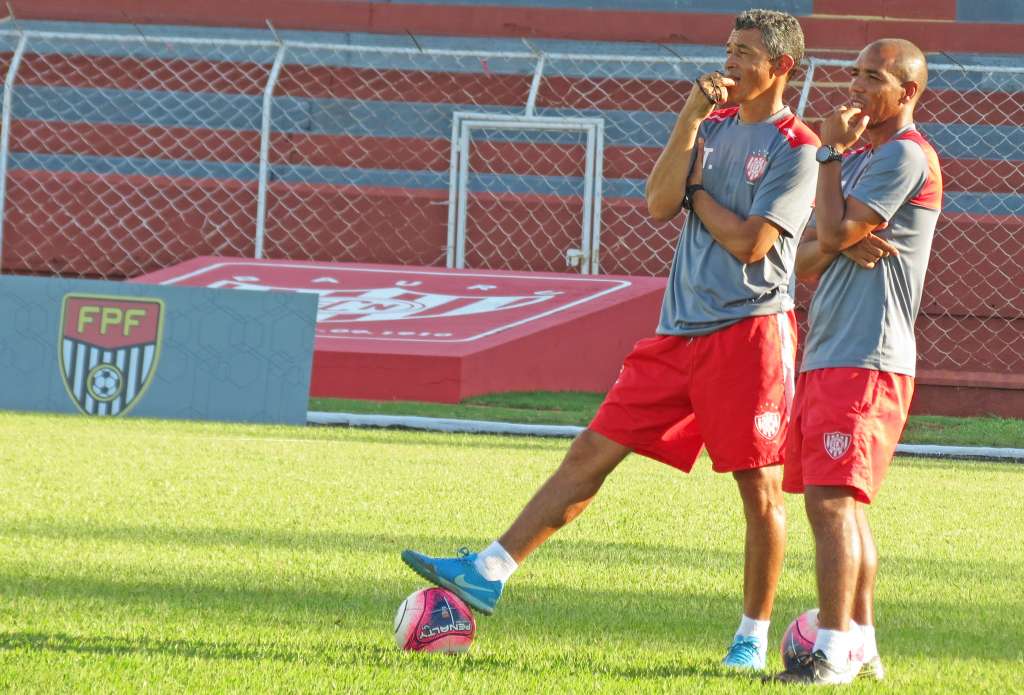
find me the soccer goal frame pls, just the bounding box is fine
[446,112,605,275]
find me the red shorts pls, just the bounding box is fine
[589,312,797,474]
[782,368,914,504]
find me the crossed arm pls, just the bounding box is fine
[646,135,784,265]
[795,159,898,281]
[644,72,782,265]
[796,225,898,281]
[796,104,901,280]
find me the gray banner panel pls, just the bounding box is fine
[0,276,317,425]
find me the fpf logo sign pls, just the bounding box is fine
[59,294,165,416]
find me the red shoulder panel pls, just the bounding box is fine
[774,113,820,148]
[898,129,943,210]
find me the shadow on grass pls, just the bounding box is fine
[0,629,751,683]
[0,554,1019,665]
[3,518,1020,579]
[0,518,747,568]
[0,630,334,664]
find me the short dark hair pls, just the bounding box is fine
[734,9,805,64]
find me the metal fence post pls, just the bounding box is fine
[446,112,464,269]
[254,42,288,259]
[525,53,546,118]
[588,120,605,274]
[0,31,28,272]
[796,58,816,118]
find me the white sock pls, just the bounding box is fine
[859,624,878,660]
[736,615,770,643]
[813,628,850,666]
[474,541,518,582]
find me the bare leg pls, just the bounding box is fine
[733,466,786,620]
[804,485,861,631]
[852,504,877,627]
[498,429,630,563]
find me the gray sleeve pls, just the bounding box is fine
[748,144,818,238]
[803,210,816,235]
[848,141,927,221]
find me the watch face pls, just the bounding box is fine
[815,146,834,163]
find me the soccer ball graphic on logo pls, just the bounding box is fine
[87,364,124,401]
[781,608,864,669]
[394,587,476,653]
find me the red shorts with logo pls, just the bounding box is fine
[782,368,914,504]
[588,312,797,474]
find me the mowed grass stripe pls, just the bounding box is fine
[0,411,1021,693]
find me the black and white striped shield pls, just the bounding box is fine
[59,294,165,416]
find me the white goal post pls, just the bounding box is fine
[447,112,605,274]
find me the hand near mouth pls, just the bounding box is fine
[821,105,871,152]
[682,71,738,118]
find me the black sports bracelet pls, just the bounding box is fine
[682,183,705,210]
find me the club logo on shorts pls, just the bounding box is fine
[745,151,769,183]
[824,432,852,460]
[59,294,165,417]
[754,411,782,440]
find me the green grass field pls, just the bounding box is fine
[1,411,1022,693]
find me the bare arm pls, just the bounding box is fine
[815,106,886,253]
[645,73,734,222]
[685,138,784,264]
[797,225,901,281]
[795,227,837,281]
[815,168,886,253]
[689,198,783,264]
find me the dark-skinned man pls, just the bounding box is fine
[777,38,941,685]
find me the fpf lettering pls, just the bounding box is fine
[77,306,147,336]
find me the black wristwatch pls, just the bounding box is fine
[682,183,705,210]
[815,145,843,164]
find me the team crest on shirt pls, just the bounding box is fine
[824,432,852,460]
[754,411,782,440]
[745,151,769,183]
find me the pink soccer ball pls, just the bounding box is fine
[781,608,864,669]
[393,587,476,653]
[780,608,820,669]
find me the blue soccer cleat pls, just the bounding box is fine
[401,547,504,616]
[723,634,767,670]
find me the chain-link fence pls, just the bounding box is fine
[0,32,281,277]
[0,33,744,279]
[260,44,542,270]
[0,30,1021,377]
